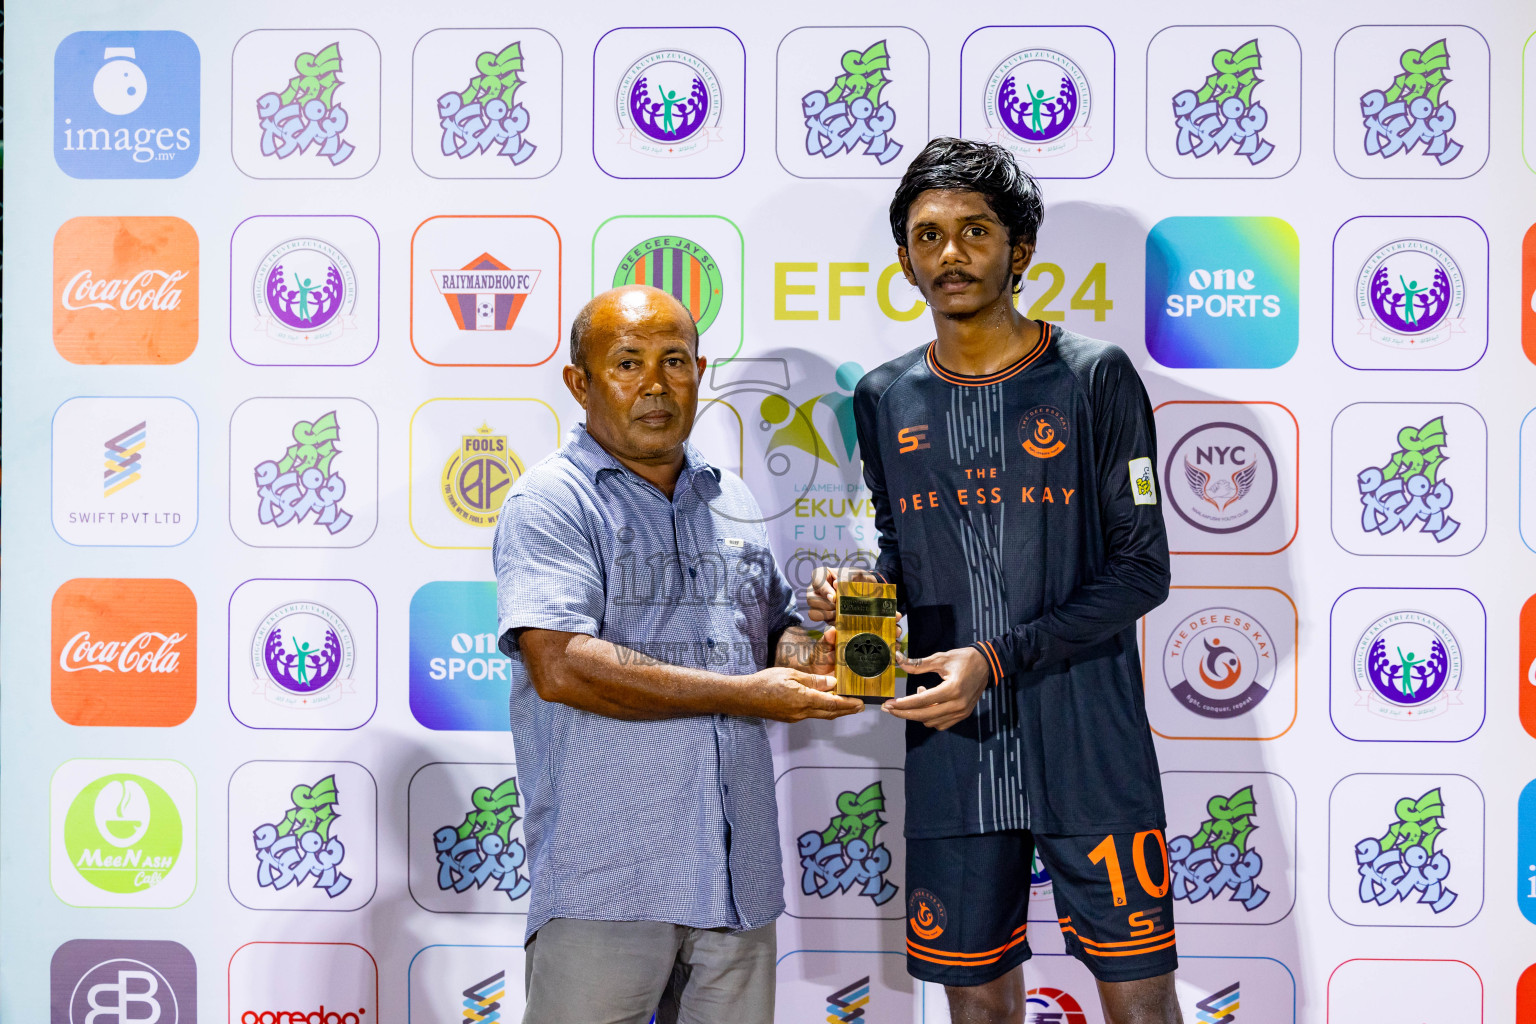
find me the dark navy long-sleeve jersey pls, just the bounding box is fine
[854,323,1172,837]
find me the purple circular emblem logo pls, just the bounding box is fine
[985,49,1091,153]
[617,50,722,152]
[251,601,355,707]
[252,237,357,345]
[1355,238,1464,348]
[1352,610,1462,720]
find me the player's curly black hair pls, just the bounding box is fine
[889,137,1045,292]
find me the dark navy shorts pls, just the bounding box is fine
[905,829,1179,986]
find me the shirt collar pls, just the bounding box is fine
[564,422,721,488]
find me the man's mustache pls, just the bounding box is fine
[934,270,980,287]
[632,398,681,419]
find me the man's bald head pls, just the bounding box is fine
[569,284,700,374]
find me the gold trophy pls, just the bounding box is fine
[835,577,899,702]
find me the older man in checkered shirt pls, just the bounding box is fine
[492,284,863,1024]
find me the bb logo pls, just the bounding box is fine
[779,767,905,919]
[1328,772,1484,927]
[1522,595,1536,740]
[408,582,510,730]
[51,938,196,1024]
[228,942,377,1024]
[1145,26,1303,179]
[231,30,381,179]
[960,26,1115,178]
[1145,216,1299,368]
[1330,587,1485,744]
[1333,26,1490,180]
[1020,406,1069,458]
[1330,402,1487,557]
[51,759,196,908]
[228,760,378,911]
[411,29,563,180]
[1156,402,1298,555]
[408,399,559,550]
[1161,771,1296,924]
[408,763,531,913]
[54,216,199,364]
[406,946,526,1024]
[592,215,744,360]
[230,215,379,367]
[53,31,200,178]
[229,579,378,731]
[52,578,197,727]
[1332,216,1488,371]
[776,28,931,179]
[53,397,198,547]
[410,216,562,366]
[229,398,379,549]
[907,888,946,939]
[593,27,745,179]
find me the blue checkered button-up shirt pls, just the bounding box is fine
[493,424,799,938]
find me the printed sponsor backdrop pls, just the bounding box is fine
[4,2,1535,1022]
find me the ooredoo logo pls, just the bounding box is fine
[52,578,197,726]
[228,943,376,1024]
[54,216,199,364]
[53,31,201,178]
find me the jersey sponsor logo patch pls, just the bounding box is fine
[1129,457,1157,504]
[896,424,931,454]
[907,887,947,939]
[1019,406,1069,458]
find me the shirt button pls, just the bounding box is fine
[688,567,697,579]
[706,638,716,647]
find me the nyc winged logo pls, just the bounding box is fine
[1184,457,1258,511]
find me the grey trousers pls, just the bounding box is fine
[521,917,776,1024]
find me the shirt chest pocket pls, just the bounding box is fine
[709,537,780,672]
[710,534,777,632]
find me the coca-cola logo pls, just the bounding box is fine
[239,1008,367,1024]
[58,631,187,674]
[62,268,187,311]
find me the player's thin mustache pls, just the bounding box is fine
[935,271,980,285]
